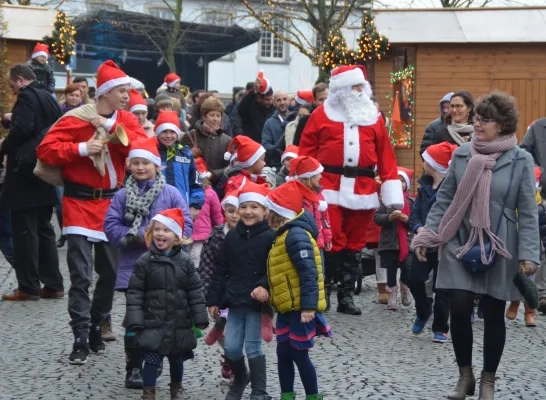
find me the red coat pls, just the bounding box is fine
[302,191,332,249]
[299,104,403,210]
[37,110,148,241]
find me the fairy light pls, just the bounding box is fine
[43,11,76,66]
[386,65,415,148]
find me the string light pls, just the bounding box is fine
[43,11,76,66]
[386,65,415,148]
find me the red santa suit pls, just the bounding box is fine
[299,65,403,253]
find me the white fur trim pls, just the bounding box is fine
[266,197,297,219]
[422,150,448,174]
[128,149,161,166]
[381,179,404,209]
[96,76,131,97]
[167,79,180,88]
[281,152,298,163]
[329,68,365,92]
[224,151,232,161]
[344,124,359,167]
[285,176,294,182]
[130,104,148,113]
[32,51,48,59]
[322,180,380,210]
[199,171,212,179]
[294,164,324,179]
[323,99,379,126]
[152,214,183,239]
[398,170,410,190]
[155,122,182,136]
[237,146,266,169]
[318,200,328,212]
[63,226,107,242]
[238,192,266,206]
[221,195,239,209]
[78,142,88,157]
[295,94,307,105]
[537,182,541,188]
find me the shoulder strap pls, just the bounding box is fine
[495,147,518,235]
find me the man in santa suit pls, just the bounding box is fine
[37,60,148,365]
[299,65,404,315]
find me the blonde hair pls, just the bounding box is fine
[144,220,193,247]
[267,210,289,229]
[296,176,320,192]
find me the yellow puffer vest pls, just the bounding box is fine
[267,228,327,313]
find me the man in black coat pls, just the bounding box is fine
[0,63,63,301]
[237,77,275,143]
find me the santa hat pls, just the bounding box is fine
[224,136,266,169]
[397,167,414,190]
[151,208,184,239]
[422,142,457,174]
[287,156,324,180]
[295,90,313,105]
[95,60,131,97]
[195,157,211,180]
[238,181,270,206]
[154,110,182,136]
[256,70,272,95]
[128,89,147,113]
[329,65,372,96]
[534,166,542,188]
[281,145,299,163]
[32,43,49,60]
[128,137,161,167]
[164,72,181,88]
[221,191,239,210]
[266,180,318,220]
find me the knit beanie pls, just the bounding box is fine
[155,93,173,110]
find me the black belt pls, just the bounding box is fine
[63,180,119,200]
[322,164,376,179]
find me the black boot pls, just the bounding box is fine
[248,355,271,400]
[336,250,362,315]
[325,284,332,312]
[124,335,143,389]
[89,323,106,354]
[57,235,67,248]
[225,356,250,400]
[323,251,339,312]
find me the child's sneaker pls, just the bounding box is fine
[69,336,89,365]
[89,324,106,354]
[400,283,411,307]
[433,332,448,343]
[220,355,234,382]
[411,311,432,335]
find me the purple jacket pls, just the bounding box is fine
[104,181,193,290]
[192,186,224,241]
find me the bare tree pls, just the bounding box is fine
[153,0,183,72]
[438,0,493,6]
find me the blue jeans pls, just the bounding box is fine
[224,307,263,360]
[0,209,15,267]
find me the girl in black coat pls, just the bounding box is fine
[126,208,209,400]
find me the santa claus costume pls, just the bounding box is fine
[299,64,403,315]
[37,60,148,365]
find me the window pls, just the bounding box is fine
[149,7,175,21]
[203,11,234,27]
[259,20,286,61]
[87,1,120,12]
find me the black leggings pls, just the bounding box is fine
[449,290,506,373]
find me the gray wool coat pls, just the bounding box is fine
[424,143,540,301]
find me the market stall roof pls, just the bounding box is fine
[72,9,260,61]
[1,4,56,41]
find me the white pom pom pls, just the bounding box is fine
[224,152,232,161]
[318,200,328,212]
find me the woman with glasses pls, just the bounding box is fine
[446,91,475,145]
[412,91,540,400]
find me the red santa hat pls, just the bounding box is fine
[281,145,299,163]
[422,142,457,174]
[128,89,148,113]
[534,166,542,188]
[221,191,239,210]
[195,157,211,180]
[295,90,313,105]
[128,137,161,167]
[287,156,324,181]
[256,70,272,95]
[151,208,184,239]
[154,110,182,136]
[329,65,372,96]
[95,60,131,97]
[164,72,181,88]
[398,167,414,190]
[32,43,49,60]
[224,136,266,169]
[266,180,318,220]
[238,181,270,206]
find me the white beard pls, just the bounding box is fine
[328,87,379,125]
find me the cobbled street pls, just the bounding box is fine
[1,226,545,400]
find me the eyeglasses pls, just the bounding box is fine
[449,104,466,110]
[474,116,495,125]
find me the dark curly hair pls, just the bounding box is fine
[474,91,518,136]
[446,90,474,125]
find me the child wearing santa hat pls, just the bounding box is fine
[223,135,267,194]
[104,136,193,390]
[26,42,54,94]
[275,145,298,187]
[266,180,332,400]
[206,181,276,400]
[125,208,209,400]
[408,141,457,342]
[129,89,153,137]
[374,167,415,311]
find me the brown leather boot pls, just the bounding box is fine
[505,301,519,320]
[377,283,389,304]
[524,303,537,327]
[169,382,184,399]
[447,366,475,399]
[477,371,495,400]
[2,289,40,301]
[142,387,155,400]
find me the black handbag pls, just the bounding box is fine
[462,148,517,274]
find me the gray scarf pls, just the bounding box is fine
[124,173,166,236]
[447,122,474,146]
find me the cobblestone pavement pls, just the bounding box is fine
[1,231,546,399]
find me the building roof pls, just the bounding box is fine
[54,73,97,91]
[367,7,546,44]
[1,4,56,41]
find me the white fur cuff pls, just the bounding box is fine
[381,179,404,209]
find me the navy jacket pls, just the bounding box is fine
[262,110,286,169]
[409,175,444,234]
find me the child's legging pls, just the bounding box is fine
[386,263,409,288]
[276,341,318,395]
[142,353,184,387]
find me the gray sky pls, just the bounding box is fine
[372,0,544,8]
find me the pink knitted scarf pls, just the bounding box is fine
[411,134,517,264]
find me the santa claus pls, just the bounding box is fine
[299,64,403,315]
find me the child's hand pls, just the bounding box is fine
[251,287,269,302]
[325,242,332,251]
[399,213,409,223]
[301,311,315,323]
[208,306,219,319]
[388,210,401,221]
[190,207,200,221]
[197,323,209,330]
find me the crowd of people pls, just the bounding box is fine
[0,41,544,400]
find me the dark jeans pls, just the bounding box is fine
[0,209,15,267]
[55,187,63,230]
[381,251,410,287]
[11,206,62,296]
[408,252,450,334]
[449,290,506,373]
[67,234,119,334]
